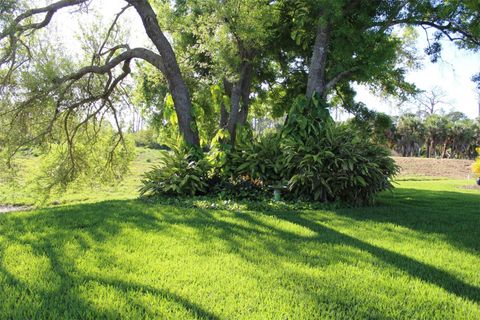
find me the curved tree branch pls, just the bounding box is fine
[1,0,200,147]
[56,47,166,84]
[376,19,480,47]
[0,0,88,40]
[126,0,200,146]
[324,66,361,96]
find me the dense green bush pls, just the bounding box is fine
[139,143,210,196]
[140,96,398,205]
[283,123,398,204]
[205,128,269,200]
[225,96,398,204]
[282,96,398,204]
[230,131,285,186]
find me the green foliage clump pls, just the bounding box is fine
[348,112,394,145]
[201,129,269,200]
[36,128,135,197]
[139,141,210,197]
[140,97,398,205]
[284,123,397,204]
[231,131,285,186]
[226,97,397,205]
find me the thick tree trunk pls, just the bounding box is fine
[219,78,232,129]
[127,0,199,146]
[219,101,229,128]
[306,19,330,99]
[237,64,254,126]
[227,83,242,143]
[430,141,436,158]
[226,61,253,144]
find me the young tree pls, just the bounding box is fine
[395,114,425,157]
[149,0,279,144]
[424,114,449,158]
[443,112,476,159]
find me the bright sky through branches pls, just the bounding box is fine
[356,31,480,119]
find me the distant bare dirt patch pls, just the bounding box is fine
[0,205,31,214]
[458,185,480,191]
[392,157,474,179]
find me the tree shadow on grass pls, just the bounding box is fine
[0,200,220,319]
[0,260,218,319]
[263,210,480,304]
[1,197,480,318]
[81,275,221,320]
[154,199,480,304]
[332,188,480,253]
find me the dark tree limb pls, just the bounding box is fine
[324,66,361,95]
[226,60,253,143]
[376,19,480,47]
[0,0,88,40]
[56,47,166,84]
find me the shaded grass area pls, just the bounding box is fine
[0,180,479,319]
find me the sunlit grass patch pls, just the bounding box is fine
[0,180,479,319]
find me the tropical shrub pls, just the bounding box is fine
[205,128,271,199]
[140,96,398,205]
[230,131,285,186]
[281,96,398,205]
[204,129,234,178]
[283,122,398,204]
[139,142,210,196]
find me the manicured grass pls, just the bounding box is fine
[0,148,163,206]
[0,179,479,319]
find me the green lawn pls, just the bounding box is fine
[0,147,163,206]
[0,177,479,319]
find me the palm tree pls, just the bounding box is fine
[424,114,448,158]
[395,114,425,157]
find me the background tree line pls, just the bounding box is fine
[391,112,480,159]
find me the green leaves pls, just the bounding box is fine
[222,96,398,205]
[280,96,398,204]
[139,143,210,197]
[230,131,285,186]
